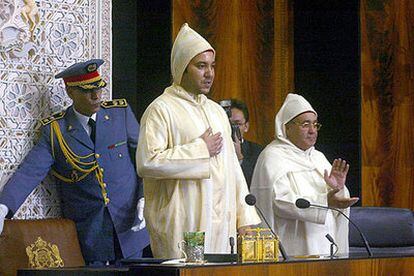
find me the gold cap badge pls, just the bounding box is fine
[87,63,97,72]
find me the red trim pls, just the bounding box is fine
[63,71,99,83]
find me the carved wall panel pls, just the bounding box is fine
[0,0,112,218]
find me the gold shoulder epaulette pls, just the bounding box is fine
[101,98,128,108]
[40,111,65,126]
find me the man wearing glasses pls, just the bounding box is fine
[229,99,264,190]
[250,93,359,257]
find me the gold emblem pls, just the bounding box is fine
[26,237,64,268]
[87,63,97,72]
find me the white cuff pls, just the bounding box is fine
[137,197,145,209]
[0,204,9,218]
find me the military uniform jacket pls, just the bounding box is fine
[0,100,149,262]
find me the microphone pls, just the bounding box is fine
[245,194,289,261]
[295,198,311,209]
[295,198,373,257]
[229,237,235,254]
[245,193,256,206]
[325,234,338,258]
[325,233,335,244]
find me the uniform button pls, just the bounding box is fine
[95,153,100,158]
[102,183,107,188]
[100,168,104,172]
[105,198,110,204]
[118,153,123,158]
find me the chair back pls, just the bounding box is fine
[0,218,85,276]
[349,207,414,255]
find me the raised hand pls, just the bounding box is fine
[327,188,359,209]
[324,158,349,190]
[200,127,223,157]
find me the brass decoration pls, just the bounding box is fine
[87,63,97,72]
[40,111,66,126]
[70,170,79,182]
[26,237,64,268]
[237,228,279,263]
[101,98,127,108]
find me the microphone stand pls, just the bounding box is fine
[254,206,289,261]
[229,237,235,254]
[325,234,338,259]
[312,203,373,257]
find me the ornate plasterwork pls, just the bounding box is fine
[0,0,112,219]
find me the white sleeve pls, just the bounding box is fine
[273,173,328,225]
[137,105,210,179]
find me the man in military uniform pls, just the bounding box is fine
[0,59,149,265]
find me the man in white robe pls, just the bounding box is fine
[137,23,260,258]
[250,93,359,256]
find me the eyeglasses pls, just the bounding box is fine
[291,121,322,130]
[231,121,247,127]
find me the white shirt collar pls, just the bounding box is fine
[72,107,96,133]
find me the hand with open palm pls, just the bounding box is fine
[324,158,349,190]
[328,188,359,208]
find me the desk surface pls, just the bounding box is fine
[19,254,414,276]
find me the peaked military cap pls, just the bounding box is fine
[55,59,107,90]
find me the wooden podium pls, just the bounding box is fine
[19,254,414,275]
[129,255,414,276]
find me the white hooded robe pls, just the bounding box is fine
[137,23,260,258]
[250,93,350,256]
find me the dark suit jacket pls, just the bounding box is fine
[0,101,149,262]
[241,140,264,190]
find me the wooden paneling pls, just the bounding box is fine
[172,0,294,145]
[361,0,414,207]
[177,257,414,276]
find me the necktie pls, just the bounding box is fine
[88,118,96,143]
